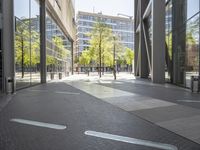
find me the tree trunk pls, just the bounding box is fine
[99,33,102,78]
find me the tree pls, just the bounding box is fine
[125,48,134,73]
[88,20,113,77]
[79,50,91,75]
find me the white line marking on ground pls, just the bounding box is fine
[55,91,80,95]
[177,100,200,103]
[10,118,67,130]
[84,131,178,150]
[28,89,80,95]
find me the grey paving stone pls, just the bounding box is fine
[103,95,176,111]
[158,115,200,144]
[132,105,200,123]
[0,82,199,149]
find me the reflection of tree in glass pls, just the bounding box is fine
[185,17,199,72]
[47,36,70,72]
[166,33,172,60]
[15,19,40,78]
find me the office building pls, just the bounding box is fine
[76,11,134,56]
[134,0,200,88]
[0,0,76,93]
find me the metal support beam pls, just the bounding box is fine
[142,22,152,73]
[40,0,47,83]
[151,0,165,83]
[143,0,152,20]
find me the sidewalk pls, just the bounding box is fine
[0,73,200,149]
[65,73,200,145]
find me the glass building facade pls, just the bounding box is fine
[14,0,41,89]
[0,0,2,92]
[135,0,200,88]
[46,13,72,81]
[0,0,75,93]
[166,0,200,88]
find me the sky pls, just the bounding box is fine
[75,0,134,18]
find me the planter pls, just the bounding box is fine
[50,72,54,80]
[59,73,62,79]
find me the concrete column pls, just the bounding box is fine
[151,0,165,83]
[40,0,47,83]
[134,0,138,75]
[71,41,74,75]
[2,0,15,92]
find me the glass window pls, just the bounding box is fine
[14,0,41,89]
[0,0,2,92]
[46,13,72,81]
[174,14,199,87]
[185,14,199,88]
[165,0,173,82]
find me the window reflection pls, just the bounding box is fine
[14,0,40,89]
[46,13,72,80]
[185,15,199,87]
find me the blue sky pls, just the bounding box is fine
[75,0,134,17]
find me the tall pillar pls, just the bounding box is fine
[151,0,165,83]
[139,0,149,78]
[134,0,139,75]
[71,41,74,75]
[2,0,15,92]
[40,0,47,83]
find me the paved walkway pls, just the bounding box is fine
[0,73,199,150]
[65,73,200,145]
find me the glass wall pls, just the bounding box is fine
[14,0,40,89]
[0,0,2,92]
[46,13,72,81]
[165,0,173,82]
[173,0,200,88]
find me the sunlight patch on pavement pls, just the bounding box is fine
[66,81,135,99]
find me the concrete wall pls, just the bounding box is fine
[47,0,76,41]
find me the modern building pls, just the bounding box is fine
[0,0,76,94]
[76,11,134,56]
[134,0,200,89]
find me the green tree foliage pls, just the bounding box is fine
[88,20,113,65]
[125,48,134,72]
[46,36,70,67]
[125,48,134,65]
[79,50,91,66]
[85,20,125,76]
[166,33,172,60]
[15,19,40,78]
[52,36,70,60]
